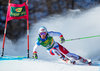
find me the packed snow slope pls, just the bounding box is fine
[0,60,100,71]
[0,6,100,71]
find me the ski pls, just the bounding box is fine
[60,55,76,65]
[79,57,92,65]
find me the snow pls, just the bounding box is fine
[0,6,100,71]
[0,60,99,71]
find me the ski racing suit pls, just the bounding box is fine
[33,31,82,61]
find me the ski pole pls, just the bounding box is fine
[65,35,100,41]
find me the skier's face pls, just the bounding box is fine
[40,32,47,39]
[41,35,46,39]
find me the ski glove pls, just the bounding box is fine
[32,51,38,59]
[60,35,65,44]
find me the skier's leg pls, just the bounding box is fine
[57,43,79,60]
[57,43,69,55]
[66,52,91,65]
[57,43,91,65]
[66,53,80,60]
[49,46,76,64]
[49,47,69,61]
[49,47,62,56]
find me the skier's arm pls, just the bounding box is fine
[33,40,40,53]
[48,31,62,37]
[32,40,41,59]
[48,31,64,38]
[48,31,65,43]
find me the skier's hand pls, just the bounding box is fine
[60,35,65,44]
[32,51,38,59]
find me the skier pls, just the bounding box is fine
[32,26,91,65]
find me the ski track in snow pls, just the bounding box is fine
[0,60,99,71]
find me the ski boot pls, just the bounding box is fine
[60,55,76,64]
[79,56,92,65]
[88,61,92,65]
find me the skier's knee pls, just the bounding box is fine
[66,53,80,60]
[49,48,55,55]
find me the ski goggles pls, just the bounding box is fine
[40,32,47,35]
